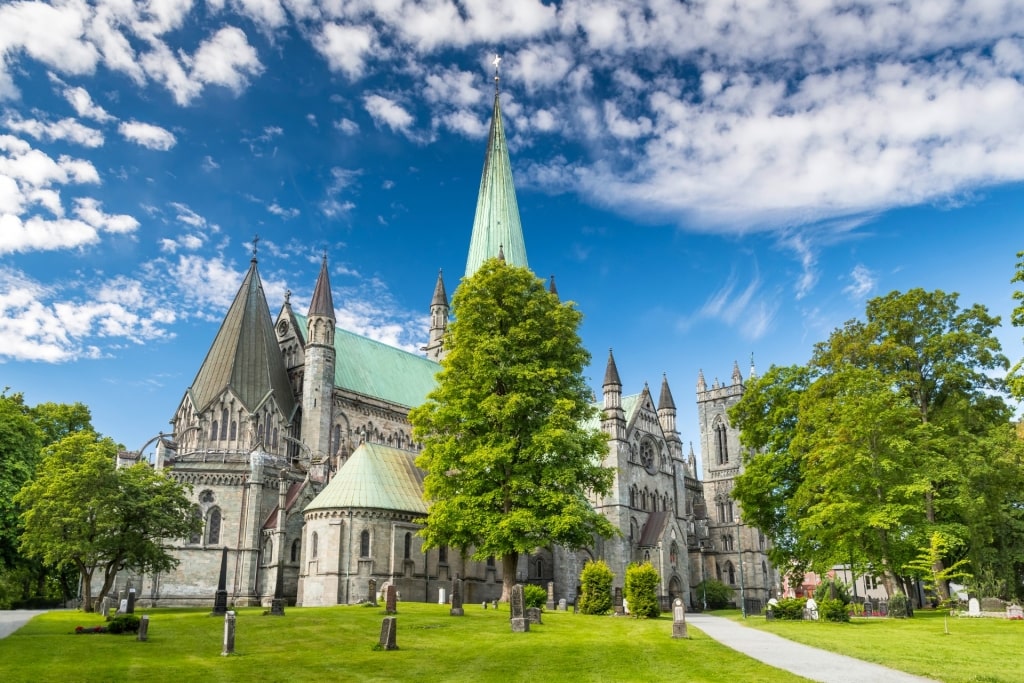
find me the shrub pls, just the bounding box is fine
[624,563,661,618]
[106,614,141,634]
[578,560,613,615]
[693,579,734,610]
[889,593,910,619]
[773,597,807,620]
[818,598,850,622]
[814,577,851,605]
[523,584,547,609]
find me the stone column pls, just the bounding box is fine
[221,611,236,656]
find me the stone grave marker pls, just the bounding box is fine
[482,601,487,609]
[118,598,128,614]
[368,578,378,607]
[221,611,236,656]
[805,597,819,620]
[967,597,981,617]
[1006,604,1023,619]
[213,547,229,615]
[558,598,567,611]
[492,599,498,610]
[546,581,555,611]
[385,584,398,615]
[672,599,689,638]
[126,588,136,614]
[510,584,529,633]
[438,587,447,605]
[137,614,149,642]
[981,597,1005,613]
[527,606,542,625]
[450,576,464,616]
[378,617,398,651]
[614,587,624,616]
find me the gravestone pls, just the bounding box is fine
[805,597,819,620]
[527,606,542,625]
[270,555,286,616]
[438,587,447,605]
[221,611,236,656]
[672,599,689,639]
[482,601,487,609]
[118,598,128,614]
[558,598,567,611]
[126,588,136,614]
[213,547,229,615]
[385,585,398,615]
[492,599,498,609]
[546,581,555,611]
[510,584,529,633]
[1006,604,1023,620]
[614,587,624,616]
[623,598,630,615]
[137,614,149,642]
[368,578,378,607]
[981,597,1004,612]
[378,617,398,651]
[450,576,464,616]
[967,597,981,617]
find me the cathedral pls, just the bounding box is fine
[137,78,775,612]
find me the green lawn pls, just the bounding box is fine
[2,604,807,683]
[736,609,1024,683]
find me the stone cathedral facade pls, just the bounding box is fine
[133,82,775,612]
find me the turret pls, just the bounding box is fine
[657,374,677,437]
[425,269,448,361]
[601,349,625,442]
[300,255,336,462]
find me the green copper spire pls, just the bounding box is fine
[464,63,527,278]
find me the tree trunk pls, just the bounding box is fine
[501,552,519,603]
[80,564,95,612]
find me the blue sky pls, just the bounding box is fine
[1,1,1023,456]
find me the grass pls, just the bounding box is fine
[735,609,1024,683]
[2,603,807,683]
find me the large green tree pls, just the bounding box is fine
[16,431,200,612]
[732,289,1013,601]
[1009,250,1024,400]
[409,259,616,601]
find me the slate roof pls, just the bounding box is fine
[638,511,672,547]
[308,255,335,319]
[464,90,528,277]
[187,258,296,418]
[294,315,439,409]
[305,443,427,514]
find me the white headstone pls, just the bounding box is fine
[806,597,819,620]
[438,587,447,605]
[968,597,981,617]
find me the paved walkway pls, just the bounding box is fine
[0,610,47,639]
[686,613,937,683]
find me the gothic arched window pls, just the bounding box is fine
[311,531,318,559]
[726,561,736,585]
[189,506,202,544]
[404,532,412,560]
[291,539,301,562]
[206,507,221,545]
[438,546,448,564]
[714,420,729,465]
[210,421,219,441]
[360,530,370,557]
[220,409,228,440]
[229,420,237,441]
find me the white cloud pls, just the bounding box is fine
[170,202,207,229]
[334,118,359,135]
[201,155,220,171]
[119,120,176,150]
[62,86,115,123]
[3,114,104,148]
[363,94,413,133]
[314,23,375,80]
[73,197,138,234]
[268,202,299,219]
[189,26,264,93]
[844,264,877,299]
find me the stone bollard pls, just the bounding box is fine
[378,617,398,650]
[136,614,149,642]
[221,611,236,656]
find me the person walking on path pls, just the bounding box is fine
[686,613,937,683]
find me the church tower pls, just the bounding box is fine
[464,60,528,277]
[301,255,336,463]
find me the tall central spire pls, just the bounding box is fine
[464,56,528,278]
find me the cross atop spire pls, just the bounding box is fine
[251,234,260,261]
[492,54,501,93]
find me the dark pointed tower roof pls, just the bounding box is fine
[431,269,447,307]
[658,374,676,410]
[548,275,558,298]
[464,81,527,277]
[188,257,296,418]
[603,348,621,387]
[308,254,335,319]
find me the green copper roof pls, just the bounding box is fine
[295,314,439,408]
[464,91,528,277]
[583,393,640,432]
[188,259,296,418]
[304,442,427,514]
